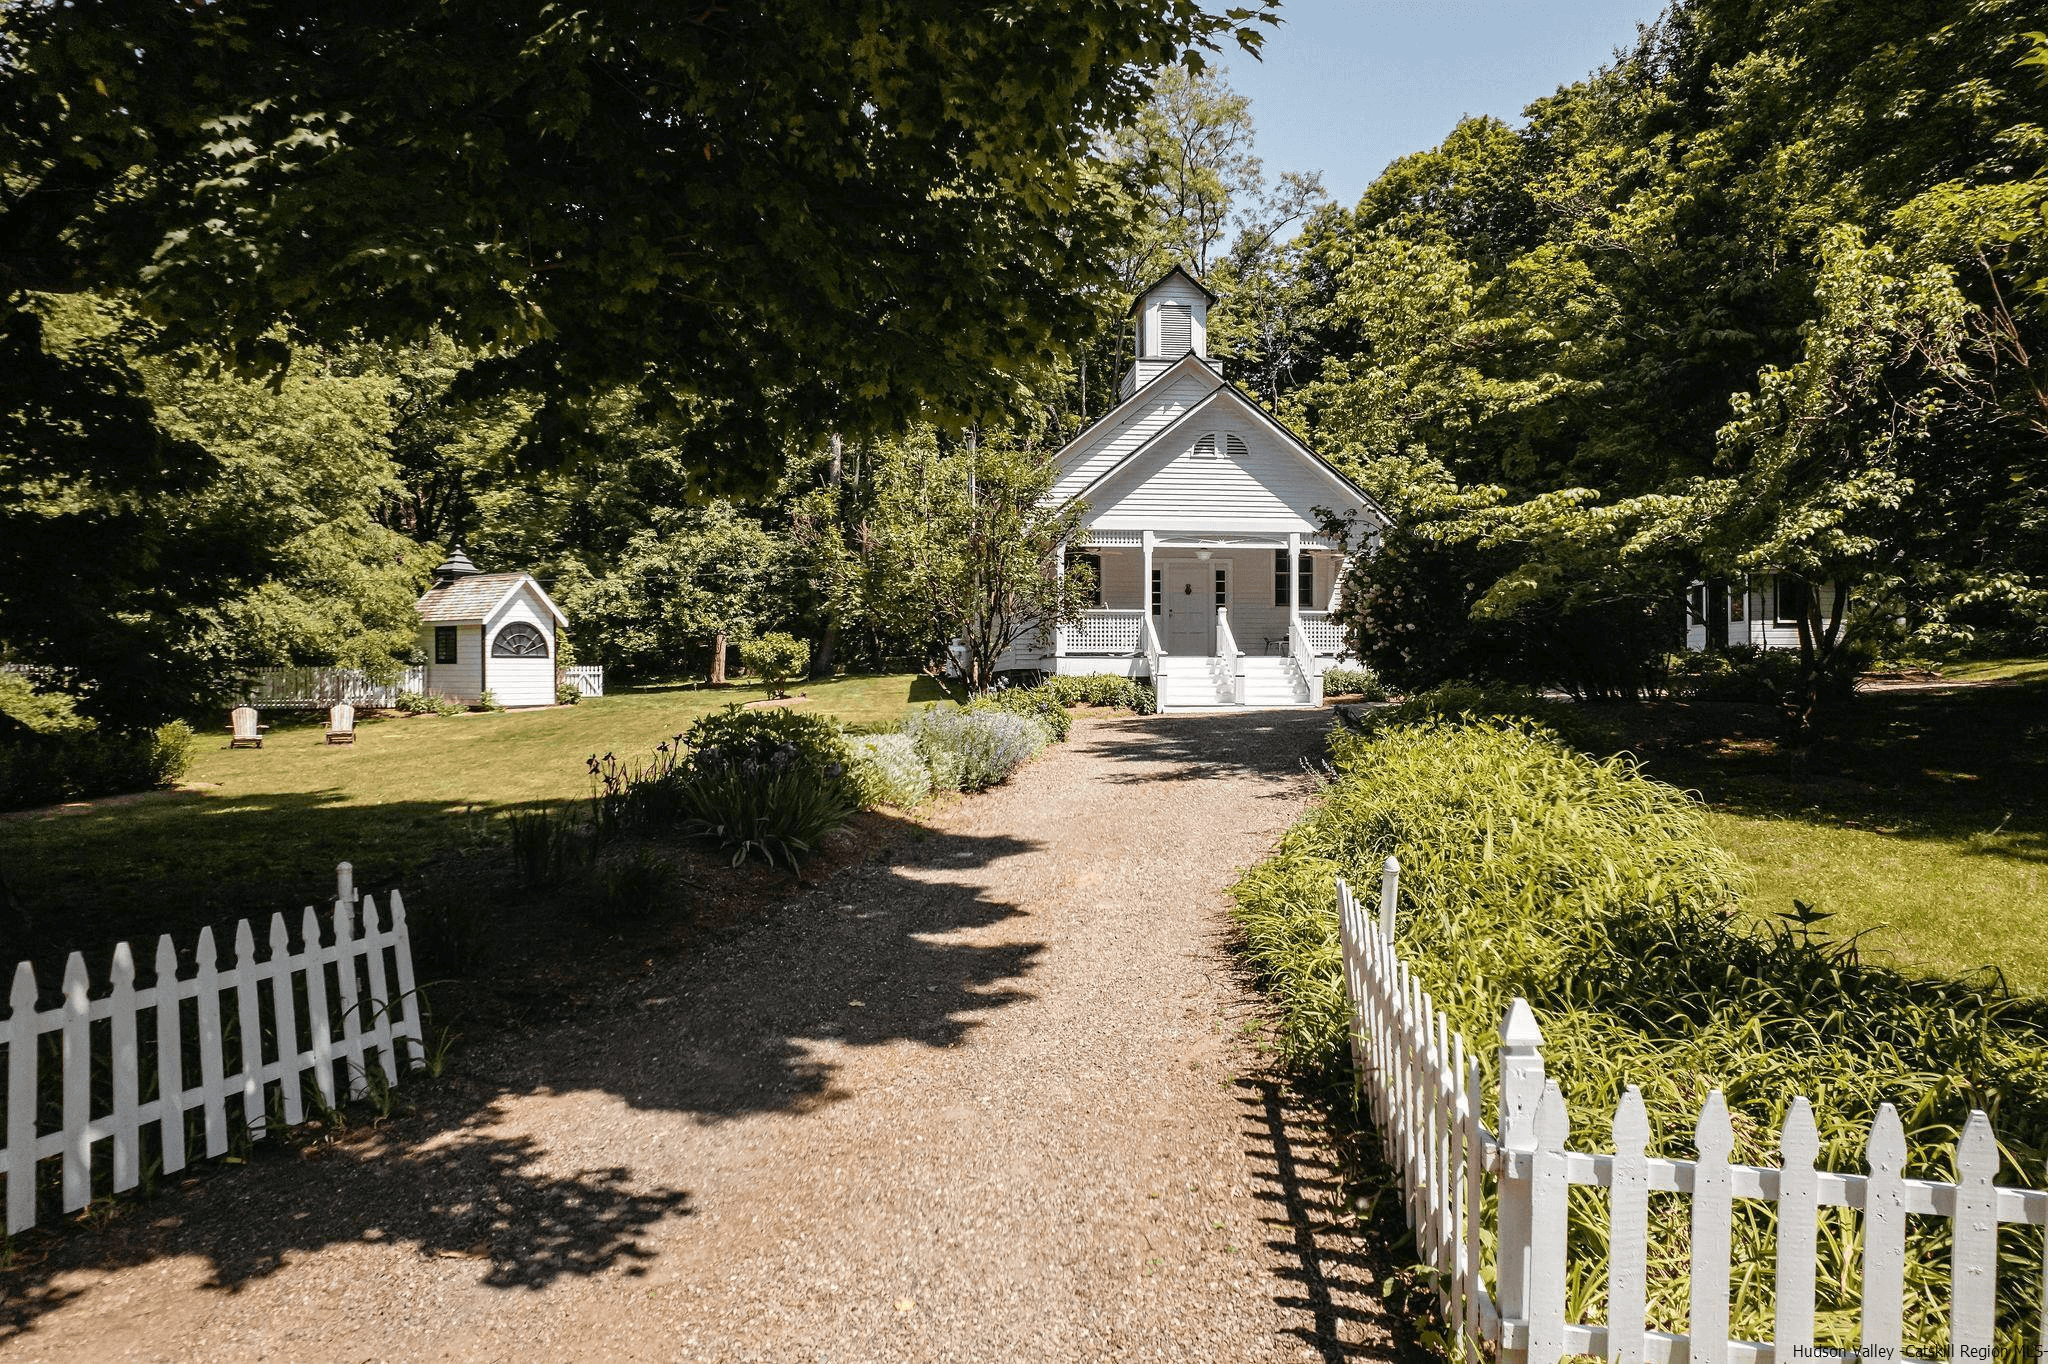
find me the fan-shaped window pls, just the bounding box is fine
[492,622,550,658]
[1225,433,1248,461]
[1192,433,1217,459]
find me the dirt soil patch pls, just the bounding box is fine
[4,711,1420,1363]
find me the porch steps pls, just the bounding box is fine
[1241,656,1313,708]
[1155,655,1315,710]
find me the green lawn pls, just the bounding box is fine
[2,674,946,962]
[1580,670,2048,991]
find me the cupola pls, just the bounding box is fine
[1120,264,1219,399]
[432,546,481,586]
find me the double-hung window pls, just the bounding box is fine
[1272,550,1313,607]
[434,625,459,665]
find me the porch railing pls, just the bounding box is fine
[1299,611,1346,657]
[1069,609,1145,654]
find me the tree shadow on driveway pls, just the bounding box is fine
[1,824,1046,1339]
[1080,709,1334,787]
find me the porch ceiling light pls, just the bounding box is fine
[1195,549,1213,561]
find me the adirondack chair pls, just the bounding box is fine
[325,703,356,745]
[228,705,266,749]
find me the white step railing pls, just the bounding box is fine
[1215,608,1246,704]
[3,864,424,1233]
[1287,617,1325,705]
[1069,609,1145,654]
[1338,863,2041,1364]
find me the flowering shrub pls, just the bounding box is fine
[968,687,1072,741]
[905,705,1051,793]
[586,705,857,867]
[848,732,933,808]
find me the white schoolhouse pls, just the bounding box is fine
[998,266,1389,710]
[413,549,569,708]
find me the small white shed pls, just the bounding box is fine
[413,549,570,708]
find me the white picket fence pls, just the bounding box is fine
[245,665,426,709]
[1337,863,2047,1364]
[560,664,605,698]
[2,864,423,1234]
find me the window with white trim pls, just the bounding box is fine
[1273,550,1313,607]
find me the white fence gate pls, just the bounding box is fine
[2,864,423,1234]
[245,666,426,709]
[1337,864,2048,1364]
[559,665,605,698]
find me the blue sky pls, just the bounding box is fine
[1225,0,1671,211]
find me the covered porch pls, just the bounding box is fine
[1007,529,1356,711]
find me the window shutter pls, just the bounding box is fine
[1274,550,1289,606]
[1157,304,1192,356]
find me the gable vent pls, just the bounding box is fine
[1157,303,1192,356]
[1225,433,1248,461]
[1192,433,1217,459]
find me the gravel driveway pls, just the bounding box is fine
[5,710,1410,1363]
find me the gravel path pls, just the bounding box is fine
[6,710,1408,1363]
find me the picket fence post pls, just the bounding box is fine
[1495,998,1545,1364]
[0,863,422,1235]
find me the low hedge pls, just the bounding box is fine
[0,721,197,812]
[1233,714,2048,1355]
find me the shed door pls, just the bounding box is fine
[1162,561,1212,655]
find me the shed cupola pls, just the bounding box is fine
[433,546,481,586]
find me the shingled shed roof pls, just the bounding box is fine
[414,572,567,626]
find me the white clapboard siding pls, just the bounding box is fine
[1,864,424,1234]
[1334,867,2046,1364]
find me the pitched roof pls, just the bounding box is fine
[1126,263,1220,312]
[415,572,567,625]
[1057,355,1391,529]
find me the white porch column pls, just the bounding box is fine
[1287,531,1302,628]
[1053,542,1068,669]
[1140,530,1156,647]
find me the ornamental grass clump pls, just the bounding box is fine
[1233,715,2048,1359]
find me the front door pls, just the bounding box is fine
[1162,561,1212,655]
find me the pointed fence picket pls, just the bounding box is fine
[1,863,424,1234]
[1334,865,2048,1364]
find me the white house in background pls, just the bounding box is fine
[996,265,1390,711]
[1683,576,1844,652]
[413,549,569,707]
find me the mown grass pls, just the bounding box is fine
[0,673,946,962]
[1573,672,2048,990]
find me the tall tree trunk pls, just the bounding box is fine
[710,630,728,685]
[814,433,844,678]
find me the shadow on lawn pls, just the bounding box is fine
[1573,676,2048,861]
[0,818,1045,1338]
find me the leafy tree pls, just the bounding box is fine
[554,504,780,684]
[7,1,1274,491]
[1275,0,2048,732]
[860,429,1094,694]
